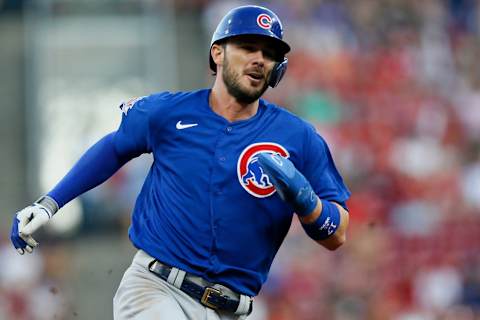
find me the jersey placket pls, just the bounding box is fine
[206,124,235,274]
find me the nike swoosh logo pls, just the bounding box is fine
[176,121,198,130]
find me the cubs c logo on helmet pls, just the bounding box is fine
[256,13,272,30]
[237,142,289,198]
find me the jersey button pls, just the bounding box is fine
[219,156,226,162]
[226,126,232,133]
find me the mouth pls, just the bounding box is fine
[245,71,264,83]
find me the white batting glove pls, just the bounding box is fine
[10,196,59,255]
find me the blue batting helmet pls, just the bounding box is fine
[209,5,290,88]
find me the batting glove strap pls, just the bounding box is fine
[256,153,317,216]
[35,195,59,218]
[301,200,341,240]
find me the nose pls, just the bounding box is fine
[251,49,265,67]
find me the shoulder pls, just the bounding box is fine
[261,99,315,133]
[261,99,329,154]
[147,89,208,105]
[119,89,208,116]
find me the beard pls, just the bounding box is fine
[222,56,269,104]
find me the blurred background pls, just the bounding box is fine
[1,0,480,319]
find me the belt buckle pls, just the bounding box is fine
[201,287,222,310]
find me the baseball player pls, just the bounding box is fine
[10,5,350,320]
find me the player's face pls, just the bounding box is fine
[222,36,278,104]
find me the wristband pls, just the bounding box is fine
[35,195,59,217]
[301,199,340,240]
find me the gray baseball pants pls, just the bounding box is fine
[113,250,251,320]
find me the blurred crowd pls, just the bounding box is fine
[2,0,480,319]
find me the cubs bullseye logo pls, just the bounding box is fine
[256,13,272,30]
[237,142,289,198]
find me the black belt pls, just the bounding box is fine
[148,260,251,313]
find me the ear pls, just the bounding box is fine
[211,43,224,69]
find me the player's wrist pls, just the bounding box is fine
[35,195,59,218]
[301,199,340,240]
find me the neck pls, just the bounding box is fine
[209,77,260,122]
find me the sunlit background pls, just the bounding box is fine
[1,0,480,319]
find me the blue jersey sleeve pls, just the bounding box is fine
[302,125,351,209]
[115,96,154,156]
[47,132,132,208]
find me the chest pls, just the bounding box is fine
[150,107,305,197]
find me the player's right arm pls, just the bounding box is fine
[10,96,153,254]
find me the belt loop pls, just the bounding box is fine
[167,267,179,286]
[234,294,251,315]
[173,270,186,289]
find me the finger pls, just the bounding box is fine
[19,234,38,248]
[11,227,29,250]
[17,248,25,255]
[17,210,34,233]
[21,213,48,236]
[11,236,28,249]
[11,217,22,242]
[25,245,33,254]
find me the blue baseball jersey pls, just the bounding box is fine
[116,88,350,296]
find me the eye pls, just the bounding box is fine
[262,50,276,60]
[241,45,257,52]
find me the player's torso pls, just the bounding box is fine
[132,89,309,290]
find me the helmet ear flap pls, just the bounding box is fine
[268,58,288,88]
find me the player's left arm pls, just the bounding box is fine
[257,153,349,250]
